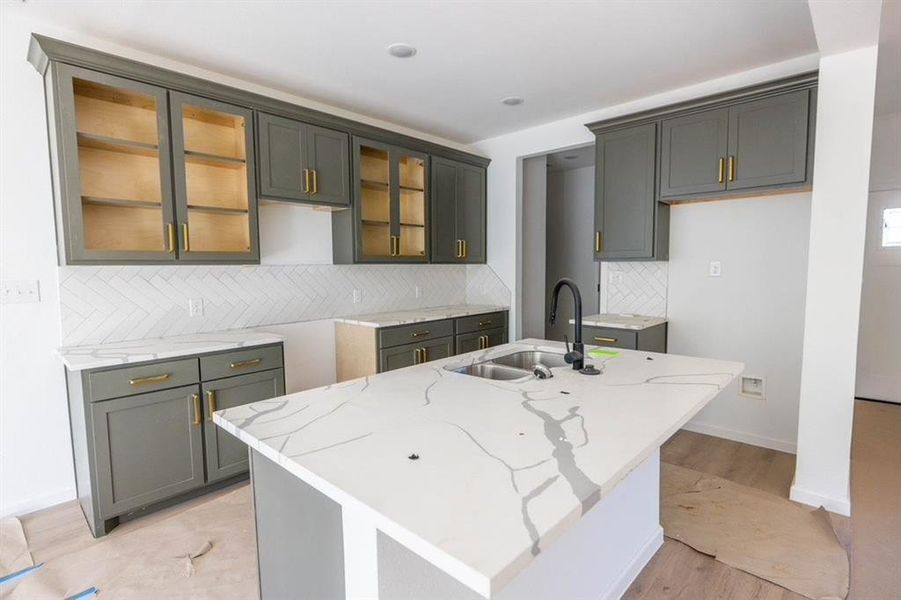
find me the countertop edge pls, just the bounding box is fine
[335,305,510,329]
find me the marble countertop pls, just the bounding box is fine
[334,304,509,328]
[215,338,741,596]
[58,330,285,371]
[569,313,667,330]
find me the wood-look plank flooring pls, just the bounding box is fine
[17,400,900,599]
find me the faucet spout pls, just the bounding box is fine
[549,278,584,370]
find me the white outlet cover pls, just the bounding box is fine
[352,289,363,304]
[0,280,40,304]
[709,261,722,277]
[414,285,421,299]
[188,298,204,317]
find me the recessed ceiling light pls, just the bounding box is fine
[387,43,417,58]
[501,96,524,106]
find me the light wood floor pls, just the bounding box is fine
[18,400,900,599]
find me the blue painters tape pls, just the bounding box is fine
[65,586,99,599]
[0,562,45,587]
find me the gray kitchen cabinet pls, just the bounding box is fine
[659,108,729,198]
[257,112,350,207]
[91,384,206,519]
[202,368,285,483]
[726,90,810,190]
[335,309,509,381]
[65,342,285,537]
[379,337,455,373]
[430,157,487,263]
[594,123,668,261]
[456,327,507,354]
[584,323,667,353]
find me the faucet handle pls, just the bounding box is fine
[563,334,571,354]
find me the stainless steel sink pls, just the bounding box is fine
[453,363,533,381]
[490,351,568,370]
[449,350,568,381]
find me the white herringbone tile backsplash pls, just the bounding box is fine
[600,262,668,317]
[59,264,510,346]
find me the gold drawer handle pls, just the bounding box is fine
[192,393,201,426]
[718,157,725,183]
[421,346,428,362]
[303,168,311,193]
[595,231,602,253]
[182,223,190,252]
[167,223,176,254]
[229,358,262,369]
[478,320,492,327]
[311,169,319,195]
[728,155,736,182]
[411,330,430,338]
[206,389,217,420]
[129,373,170,386]
[461,239,467,258]
[594,337,618,344]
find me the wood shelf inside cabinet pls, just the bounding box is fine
[361,219,390,226]
[184,150,246,169]
[187,204,249,216]
[399,185,424,193]
[361,179,389,190]
[76,132,159,157]
[400,222,425,228]
[82,195,162,210]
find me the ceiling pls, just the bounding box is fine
[13,1,818,144]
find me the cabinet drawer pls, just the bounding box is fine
[379,336,455,373]
[455,311,506,335]
[456,327,507,354]
[379,319,454,349]
[200,344,284,381]
[584,326,638,350]
[87,358,199,402]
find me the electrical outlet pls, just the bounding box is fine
[0,280,40,304]
[708,261,722,277]
[609,271,624,285]
[188,298,204,317]
[414,285,421,299]
[352,289,363,304]
[740,376,766,400]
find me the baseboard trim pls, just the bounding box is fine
[600,525,664,600]
[790,483,851,516]
[682,420,797,454]
[0,486,76,519]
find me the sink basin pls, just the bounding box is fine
[453,363,533,381]
[490,351,568,370]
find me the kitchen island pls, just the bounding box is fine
[214,339,743,599]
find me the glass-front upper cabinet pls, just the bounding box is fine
[57,65,176,262]
[170,92,258,263]
[355,138,428,262]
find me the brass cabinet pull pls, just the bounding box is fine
[192,393,201,426]
[462,239,467,258]
[206,389,217,420]
[389,235,400,256]
[413,348,423,364]
[478,320,492,327]
[478,335,489,350]
[421,346,428,362]
[303,168,311,193]
[129,373,170,386]
[311,169,319,195]
[718,157,725,183]
[455,239,462,258]
[182,223,190,252]
[594,336,617,344]
[728,156,736,181]
[411,330,430,338]
[595,231,602,253]
[167,223,176,254]
[229,358,262,369]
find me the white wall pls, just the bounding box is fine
[792,46,880,516]
[0,11,483,517]
[521,156,547,338]
[669,194,812,453]
[856,110,901,403]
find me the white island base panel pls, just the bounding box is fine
[252,447,662,600]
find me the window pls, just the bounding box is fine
[883,207,901,248]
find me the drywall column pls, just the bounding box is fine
[521,156,548,339]
[791,46,880,515]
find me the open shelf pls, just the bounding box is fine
[82,196,162,210]
[185,161,248,212]
[187,204,249,216]
[77,132,158,157]
[361,179,389,190]
[182,105,246,161]
[82,202,166,252]
[400,185,424,193]
[74,78,159,147]
[186,211,251,253]
[184,150,246,169]
[79,145,162,205]
[361,219,390,226]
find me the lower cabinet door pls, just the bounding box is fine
[379,336,455,372]
[456,327,507,354]
[202,368,285,483]
[91,384,205,518]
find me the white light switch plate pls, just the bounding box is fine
[352,289,363,304]
[188,297,204,317]
[1,280,40,304]
[708,261,722,277]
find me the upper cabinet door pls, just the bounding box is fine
[726,90,810,190]
[356,138,394,261]
[257,112,308,202]
[456,163,486,263]
[595,123,658,260]
[395,150,429,262]
[306,125,350,207]
[170,92,259,263]
[429,157,460,263]
[659,108,729,198]
[55,64,177,263]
